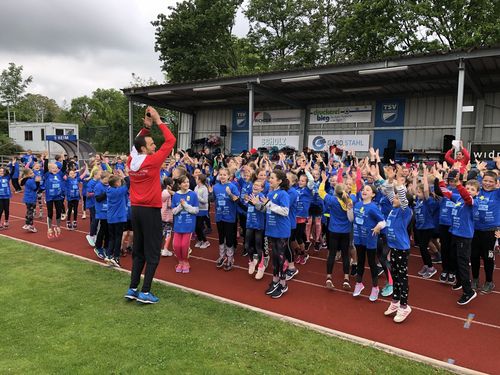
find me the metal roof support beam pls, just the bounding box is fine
[455,59,465,141]
[248,84,254,150]
[249,83,304,109]
[464,61,484,99]
[128,95,194,115]
[128,99,133,152]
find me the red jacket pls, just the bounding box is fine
[445,147,470,175]
[127,124,176,208]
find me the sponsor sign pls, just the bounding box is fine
[46,135,77,141]
[309,105,372,124]
[253,109,301,126]
[253,135,300,149]
[308,134,369,152]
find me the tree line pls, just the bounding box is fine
[153,0,500,82]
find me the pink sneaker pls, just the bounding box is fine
[384,301,400,316]
[182,263,190,274]
[175,263,183,273]
[353,282,364,297]
[394,305,412,323]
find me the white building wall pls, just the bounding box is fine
[8,122,79,154]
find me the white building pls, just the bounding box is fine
[8,122,79,155]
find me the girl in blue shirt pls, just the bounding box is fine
[64,170,82,230]
[32,161,45,218]
[284,174,299,281]
[0,167,11,229]
[352,185,386,302]
[253,170,291,299]
[244,180,266,279]
[294,170,314,264]
[213,168,240,271]
[94,172,110,260]
[106,172,130,267]
[43,158,67,239]
[21,168,41,233]
[172,175,199,273]
[8,157,22,193]
[85,169,101,247]
[383,180,413,323]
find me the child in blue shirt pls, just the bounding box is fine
[294,170,314,264]
[32,160,44,218]
[85,169,101,247]
[172,175,199,273]
[213,168,240,271]
[43,158,67,238]
[64,170,82,230]
[94,172,110,260]
[244,180,266,279]
[0,167,12,229]
[106,172,130,267]
[21,168,41,233]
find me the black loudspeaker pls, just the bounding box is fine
[387,139,396,150]
[220,125,227,137]
[383,147,396,163]
[443,135,455,152]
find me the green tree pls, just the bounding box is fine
[153,0,243,82]
[16,94,61,123]
[0,63,33,124]
[245,0,321,70]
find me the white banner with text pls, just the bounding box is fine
[308,134,370,152]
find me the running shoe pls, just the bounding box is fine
[299,254,310,265]
[175,263,183,273]
[439,272,448,283]
[447,273,456,284]
[265,282,279,295]
[93,248,105,260]
[384,301,400,316]
[353,282,364,297]
[350,264,357,276]
[304,241,311,251]
[72,221,77,230]
[457,291,477,306]
[381,283,393,297]
[109,257,121,268]
[22,224,29,230]
[248,260,257,275]
[161,249,173,257]
[86,234,95,247]
[417,265,428,276]
[314,242,321,252]
[255,265,265,280]
[136,292,159,304]
[270,284,285,299]
[471,278,479,290]
[124,288,139,301]
[325,278,334,290]
[66,221,71,230]
[285,268,299,281]
[481,281,495,294]
[242,250,249,257]
[451,282,462,291]
[54,226,61,237]
[423,267,437,279]
[223,260,233,271]
[3,221,8,228]
[47,229,54,239]
[182,263,190,274]
[216,256,226,268]
[295,255,303,265]
[0,224,4,230]
[82,212,87,219]
[28,225,38,233]
[369,286,380,302]
[199,241,211,249]
[335,251,341,261]
[321,242,328,249]
[394,305,412,323]
[194,241,202,248]
[342,279,351,290]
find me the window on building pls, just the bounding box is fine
[65,129,74,135]
[55,129,64,135]
[41,128,45,141]
[24,131,33,141]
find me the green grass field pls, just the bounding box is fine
[0,237,447,374]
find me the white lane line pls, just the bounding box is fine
[0,233,488,375]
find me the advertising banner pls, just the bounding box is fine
[308,134,369,152]
[253,135,300,149]
[253,109,301,126]
[309,105,372,124]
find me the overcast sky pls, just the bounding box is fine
[0,0,249,106]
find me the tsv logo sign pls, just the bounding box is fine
[312,136,326,151]
[382,103,398,123]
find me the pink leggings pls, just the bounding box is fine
[173,232,191,261]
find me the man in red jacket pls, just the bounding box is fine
[124,106,176,304]
[445,140,470,175]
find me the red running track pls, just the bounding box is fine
[3,196,500,374]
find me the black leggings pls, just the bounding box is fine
[270,237,288,280]
[217,221,236,247]
[391,248,409,306]
[108,222,125,259]
[67,200,79,222]
[0,198,10,222]
[95,218,109,250]
[356,245,378,287]
[11,178,21,192]
[295,222,306,245]
[195,216,207,242]
[471,230,496,283]
[327,232,350,275]
[245,228,264,261]
[46,200,64,226]
[439,225,455,273]
[415,228,434,267]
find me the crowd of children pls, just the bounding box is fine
[1,143,499,322]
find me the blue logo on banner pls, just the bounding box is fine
[312,136,326,151]
[381,103,399,123]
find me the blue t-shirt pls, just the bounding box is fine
[95,182,109,220]
[44,172,65,201]
[9,162,20,179]
[353,201,384,249]
[65,177,81,201]
[474,188,500,230]
[438,186,457,226]
[414,197,438,230]
[265,189,291,238]
[246,193,266,231]
[107,185,129,224]
[449,194,476,239]
[86,179,98,209]
[323,193,354,234]
[0,175,12,199]
[296,186,313,218]
[386,207,413,250]
[287,187,298,230]
[172,190,199,233]
[213,182,239,223]
[238,179,253,215]
[23,178,38,204]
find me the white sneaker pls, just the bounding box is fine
[22,224,29,230]
[161,249,173,257]
[394,305,412,323]
[61,213,66,221]
[255,265,265,280]
[194,241,202,248]
[248,259,258,275]
[384,301,400,316]
[86,234,95,247]
[199,241,210,249]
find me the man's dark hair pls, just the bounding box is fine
[134,135,148,153]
